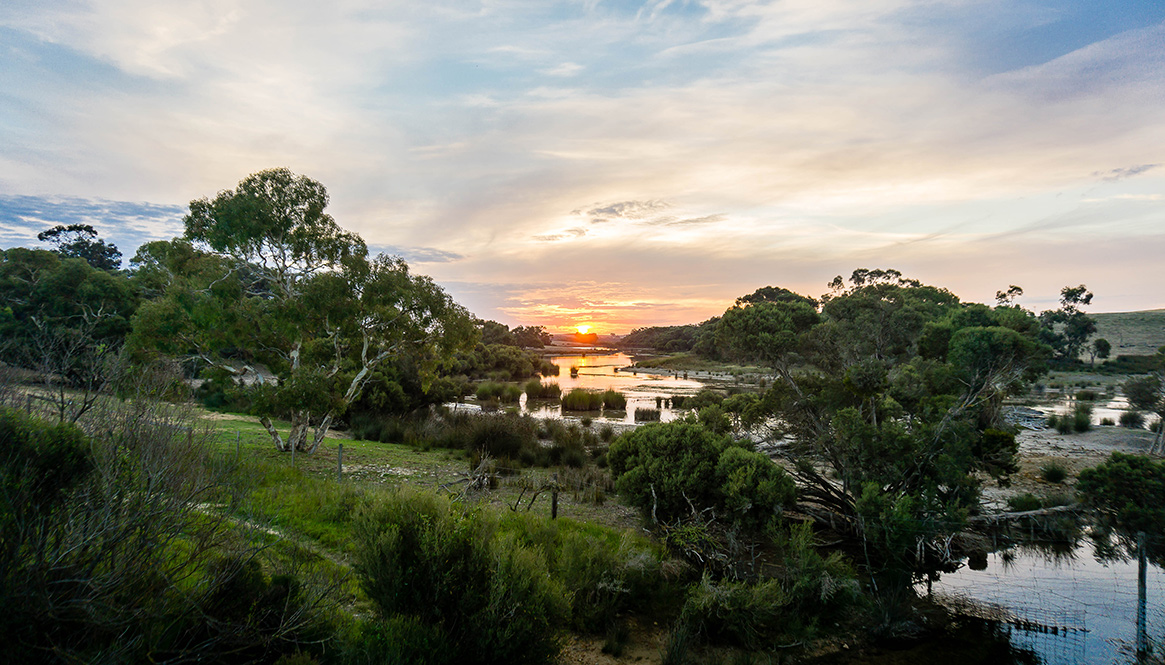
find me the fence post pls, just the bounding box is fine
[337,444,344,482]
[1138,531,1148,662]
[551,472,558,520]
[25,393,32,414]
[291,441,295,467]
[236,431,241,461]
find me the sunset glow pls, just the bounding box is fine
[575,325,591,335]
[1,2,1163,322]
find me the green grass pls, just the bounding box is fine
[1093,309,1165,357]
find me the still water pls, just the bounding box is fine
[933,545,1165,664]
[521,352,707,424]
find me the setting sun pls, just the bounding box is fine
[576,325,591,335]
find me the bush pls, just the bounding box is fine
[634,407,661,422]
[1073,403,1092,432]
[608,422,794,531]
[601,389,627,410]
[500,514,669,633]
[525,379,562,400]
[1075,389,1099,401]
[562,389,604,411]
[599,424,616,442]
[1040,461,1069,484]
[1100,417,1115,426]
[1006,493,1043,512]
[350,615,453,665]
[1121,411,1146,429]
[540,361,561,376]
[353,490,568,665]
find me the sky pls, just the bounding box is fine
[1,0,1163,333]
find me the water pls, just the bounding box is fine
[933,544,1165,664]
[521,352,708,424]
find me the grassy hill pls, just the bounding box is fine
[1093,309,1165,356]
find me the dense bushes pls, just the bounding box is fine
[608,421,795,531]
[0,404,335,664]
[666,524,857,655]
[352,490,568,665]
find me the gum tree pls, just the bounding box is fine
[715,270,1048,582]
[130,169,475,452]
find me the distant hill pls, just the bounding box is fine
[1093,309,1165,357]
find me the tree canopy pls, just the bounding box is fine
[711,269,1049,581]
[37,223,123,271]
[130,169,476,452]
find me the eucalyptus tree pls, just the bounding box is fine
[130,169,476,452]
[715,270,1049,581]
[0,248,136,422]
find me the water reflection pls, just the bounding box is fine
[521,353,707,424]
[934,539,1164,665]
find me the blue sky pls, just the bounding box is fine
[1,0,1163,331]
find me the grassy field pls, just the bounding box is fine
[1093,309,1165,356]
[200,409,641,559]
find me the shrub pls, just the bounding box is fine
[634,407,661,422]
[1100,417,1115,426]
[687,389,725,410]
[1075,389,1099,401]
[475,381,505,401]
[1006,493,1043,512]
[562,389,604,411]
[353,490,568,665]
[608,422,794,531]
[525,379,561,400]
[1073,403,1092,432]
[1040,461,1069,484]
[601,389,627,410]
[1121,411,1146,429]
[540,361,560,376]
[501,514,669,633]
[599,424,615,442]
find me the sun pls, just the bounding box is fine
[576,325,591,335]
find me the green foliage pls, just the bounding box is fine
[525,378,562,400]
[601,389,627,410]
[633,407,661,422]
[37,223,122,271]
[500,514,669,633]
[608,422,794,531]
[1073,402,1093,432]
[475,381,521,403]
[562,389,605,411]
[455,343,543,381]
[350,614,454,665]
[715,446,797,531]
[1078,453,1165,540]
[1125,374,1164,415]
[352,490,568,665]
[0,403,337,663]
[1006,493,1043,512]
[1121,411,1146,428]
[1040,461,1069,484]
[676,526,856,651]
[0,408,92,517]
[133,169,477,452]
[0,248,136,400]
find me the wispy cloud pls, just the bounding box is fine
[1,0,1163,323]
